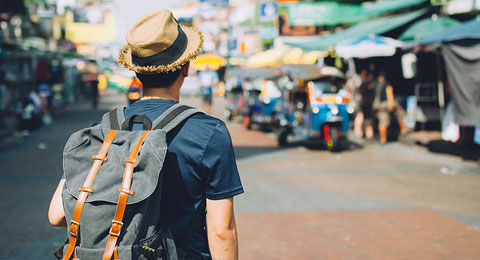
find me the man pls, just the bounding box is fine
[198,64,218,114]
[354,69,374,140]
[372,72,407,144]
[48,10,243,260]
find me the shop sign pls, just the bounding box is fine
[287,2,361,26]
[260,2,278,23]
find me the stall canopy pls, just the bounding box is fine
[418,18,480,45]
[400,15,461,42]
[280,64,323,81]
[442,40,480,126]
[286,8,427,51]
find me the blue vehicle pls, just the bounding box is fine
[277,66,353,150]
[241,68,282,130]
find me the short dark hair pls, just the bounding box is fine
[136,64,186,88]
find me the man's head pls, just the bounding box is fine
[377,71,386,82]
[135,63,188,89]
[118,10,203,89]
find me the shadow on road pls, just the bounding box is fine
[424,140,480,161]
[234,146,282,160]
[282,139,364,152]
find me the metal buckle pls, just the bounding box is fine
[124,157,138,164]
[69,220,80,238]
[109,220,123,237]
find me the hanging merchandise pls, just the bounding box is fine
[442,103,460,142]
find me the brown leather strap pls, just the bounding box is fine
[113,246,120,260]
[63,130,117,260]
[103,131,151,260]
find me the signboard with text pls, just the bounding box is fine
[287,2,362,26]
[260,2,278,23]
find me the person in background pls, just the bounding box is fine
[372,72,407,144]
[198,64,219,114]
[354,69,374,140]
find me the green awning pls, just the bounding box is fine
[285,8,428,51]
[399,16,461,42]
[362,0,428,17]
[286,0,428,26]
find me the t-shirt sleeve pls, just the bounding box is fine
[202,121,244,200]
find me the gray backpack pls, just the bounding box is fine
[61,104,202,260]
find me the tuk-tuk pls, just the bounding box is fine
[242,68,282,130]
[127,77,143,104]
[277,65,352,150]
[224,67,246,121]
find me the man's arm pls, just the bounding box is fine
[48,179,67,227]
[386,85,395,112]
[206,197,238,260]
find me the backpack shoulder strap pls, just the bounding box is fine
[151,104,203,132]
[63,130,118,260]
[101,108,126,130]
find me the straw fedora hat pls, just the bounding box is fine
[118,10,203,74]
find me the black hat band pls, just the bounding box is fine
[131,25,188,67]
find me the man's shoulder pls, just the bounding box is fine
[185,112,227,131]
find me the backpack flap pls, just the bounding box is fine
[63,126,167,205]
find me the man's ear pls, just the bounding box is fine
[182,62,190,77]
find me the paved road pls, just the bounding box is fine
[0,90,479,259]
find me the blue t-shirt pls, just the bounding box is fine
[124,99,243,259]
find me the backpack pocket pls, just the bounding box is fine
[63,127,168,205]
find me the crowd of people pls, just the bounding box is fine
[0,57,103,138]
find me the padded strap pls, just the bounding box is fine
[152,104,202,133]
[102,108,126,130]
[150,103,185,128]
[103,130,151,260]
[63,130,117,260]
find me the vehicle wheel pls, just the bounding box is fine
[327,126,339,151]
[278,128,289,147]
[225,110,233,121]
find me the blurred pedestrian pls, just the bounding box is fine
[89,73,99,110]
[17,90,42,135]
[372,72,407,144]
[354,69,374,139]
[198,64,219,114]
[48,10,242,260]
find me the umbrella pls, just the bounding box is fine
[300,51,326,64]
[246,49,284,68]
[191,53,226,70]
[335,35,404,59]
[282,48,304,65]
[400,15,460,42]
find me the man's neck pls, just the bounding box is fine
[140,72,185,102]
[142,87,179,102]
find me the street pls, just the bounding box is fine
[1,90,479,259]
